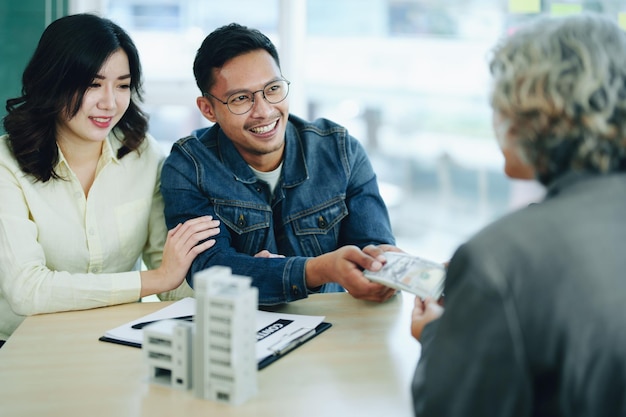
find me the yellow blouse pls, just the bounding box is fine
[0,133,192,340]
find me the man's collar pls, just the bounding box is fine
[215,122,309,187]
[546,171,600,198]
[281,121,308,187]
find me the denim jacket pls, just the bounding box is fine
[161,114,395,305]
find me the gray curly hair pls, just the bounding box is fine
[489,13,626,185]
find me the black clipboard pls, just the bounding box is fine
[99,321,332,370]
[257,321,332,370]
[98,335,141,349]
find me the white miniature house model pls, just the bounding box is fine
[193,266,258,405]
[143,266,258,405]
[144,319,194,390]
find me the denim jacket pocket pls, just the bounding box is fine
[290,197,348,256]
[214,200,272,254]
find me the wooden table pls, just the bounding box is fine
[0,292,420,417]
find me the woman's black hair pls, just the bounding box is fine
[3,13,148,182]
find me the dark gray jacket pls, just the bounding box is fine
[413,172,626,417]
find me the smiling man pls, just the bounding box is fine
[161,23,400,306]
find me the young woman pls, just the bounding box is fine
[0,14,219,345]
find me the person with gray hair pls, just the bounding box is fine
[409,13,626,416]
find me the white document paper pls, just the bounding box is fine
[101,298,326,363]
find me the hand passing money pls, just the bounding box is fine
[363,252,446,299]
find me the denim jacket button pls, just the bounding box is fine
[291,285,300,296]
[237,214,246,227]
[317,216,327,228]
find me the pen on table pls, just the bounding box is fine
[131,315,194,329]
[271,328,317,356]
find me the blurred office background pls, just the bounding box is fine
[2,0,625,261]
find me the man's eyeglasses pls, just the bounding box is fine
[204,79,291,115]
